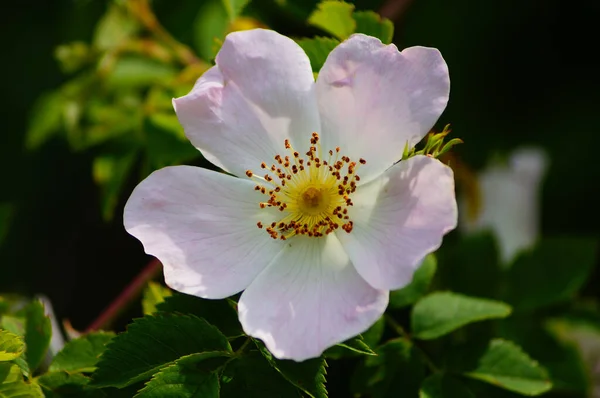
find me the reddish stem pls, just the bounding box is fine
[86,259,162,332]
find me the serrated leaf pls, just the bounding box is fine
[156,293,242,338]
[308,1,356,40]
[91,314,231,388]
[37,371,104,398]
[504,237,598,311]
[49,332,115,374]
[24,300,52,372]
[411,292,512,340]
[390,254,437,308]
[296,37,340,73]
[462,339,552,396]
[325,334,376,359]
[351,338,425,397]
[0,330,24,362]
[255,341,327,398]
[142,282,172,315]
[220,352,302,398]
[0,362,43,397]
[352,11,394,44]
[420,373,475,398]
[134,362,219,398]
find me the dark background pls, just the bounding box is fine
[1,0,598,334]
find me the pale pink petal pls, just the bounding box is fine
[337,155,457,290]
[124,166,284,299]
[238,234,388,361]
[316,34,449,183]
[173,29,320,177]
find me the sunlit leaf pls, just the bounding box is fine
[142,282,172,315]
[296,37,339,73]
[308,1,355,40]
[0,330,24,362]
[0,362,43,397]
[49,332,115,374]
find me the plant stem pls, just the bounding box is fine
[86,259,162,332]
[385,314,440,373]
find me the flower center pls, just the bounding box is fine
[246,132,365,240]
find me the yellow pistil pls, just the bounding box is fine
[246,132,365,240]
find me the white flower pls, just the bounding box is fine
[459,147,548,265]
[124,29,457,361]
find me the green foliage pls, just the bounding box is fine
[353,11,394,44]
[0,330,24,362]
[308,1,356,40]
[49,332,115,374]
[296,37,340,73]
[411,292,512,340]
[419,373,475,398]
[36,371,103,398]
[220,352,302,397]
[456,339,552,396]
[22,300,52,373]
[156,293,243,338]
[390,254,437,308]
[0,362,44,397]
[351,338,425,397]
[256,341,328,398]
[91,314,231,388]
[141,282,172,315]
[503,237,598,311]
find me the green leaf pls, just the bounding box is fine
[49,332,115,374]
[221,0,250,21]
[92,149,138,221]
[220,352,302,398]
[193,0,229,61]
[352,11,394,44]
[504,237,598,311]
[411,292,512,340]
[308,1,356,40]
[37,372,104,398]
[142,282,172,316]
[134,363,219,398]
[255,341,327,398]
[0,330,24,362]
[23,300,52,372]
[325,334,376,359]
[26,91,65,150]
[296,37,340,73]
[499,315,589,393]
[156,293,243,338]
[93,3,140,51]
[420,373,475,398]
[91,314,231,388]
[390,254,437,308]
[461,339,552,396]
[351,338,425,397]
[106,57,177,88]
[0,362,43,397]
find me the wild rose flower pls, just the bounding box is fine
[459,148,548,265]
[124,29,457,361]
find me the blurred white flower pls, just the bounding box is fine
[460,147,549,265]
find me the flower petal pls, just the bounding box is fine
[238,234,388,361]
[316,34,450,183]
[337,155,457,290]
[173,29,320,177]
[124,166,284,299]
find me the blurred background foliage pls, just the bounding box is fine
[1,0,599,396]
